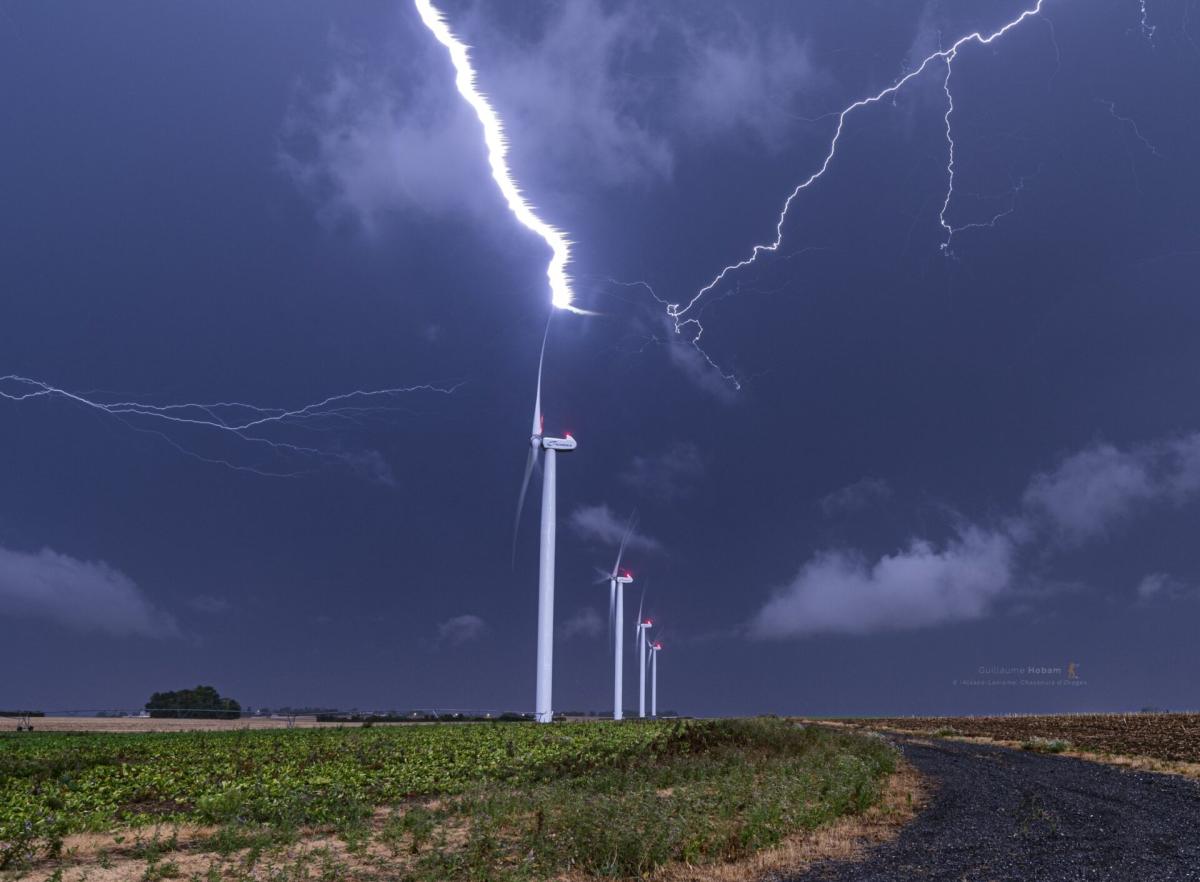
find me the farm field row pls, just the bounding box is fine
[0,718,900,881]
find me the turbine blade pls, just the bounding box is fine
[611,509,637,577]
[511,445,539,567]
[512,316,552,568]
[531,315,551,438]
[634,585,645,637]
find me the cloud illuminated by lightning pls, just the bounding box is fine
[414,0,578,313]
[654,0,1050,384]
[1,375,460,479]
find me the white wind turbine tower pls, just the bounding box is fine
[612,570,634,721]
[514,325,576,723]
[650,640,662,718]
[597,515,636,721]
[635,589,653,718]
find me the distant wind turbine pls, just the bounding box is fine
[514,322,576,723]
[635,589,652,719]
[596,514,637,721]
[650,641,662,718]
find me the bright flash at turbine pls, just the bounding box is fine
[414,0,577,313]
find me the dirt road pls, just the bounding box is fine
[791,736,1200,881]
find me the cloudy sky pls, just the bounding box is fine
[2,0,1198,716]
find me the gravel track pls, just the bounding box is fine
[790,736,1200,881]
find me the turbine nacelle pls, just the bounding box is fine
[615,573,633,585]
[541,435,576,452]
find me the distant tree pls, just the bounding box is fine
[145,685,240,720]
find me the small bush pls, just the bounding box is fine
[1022,736,1071,754]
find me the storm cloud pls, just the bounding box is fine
[282,1,824,230]
[279,34,489,234]
[621,441,706,502]
[436,613,487,646]
[750,526,1016,638]
[1023,434,1200,541]
[754,431,1200,639]
[0,545,177,638]
[569,504,662,554]
[560,606,605,639]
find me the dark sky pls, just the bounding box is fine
[2,0,1198,716]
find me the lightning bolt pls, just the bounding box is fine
[414,0,579,314]
[657,0,1051,385]
[938,57,960,255]
[1098,98,1162,157]
[1,375,460,479]
[1138,0,1157,41]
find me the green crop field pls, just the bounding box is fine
[0,718,898,881]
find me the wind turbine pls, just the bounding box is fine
[515,323,576,723]
[635,590,653,718]
[594,514,637,721]
[612,570,633,720]
[650,641,662,718]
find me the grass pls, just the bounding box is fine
[404,721,895,879]
[1,719,898,880]
[1021,736,1072,754]
[929,727,962,738]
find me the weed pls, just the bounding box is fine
[142,858,181,880]
[380,805,440,856]
[1022,737,1072,754]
